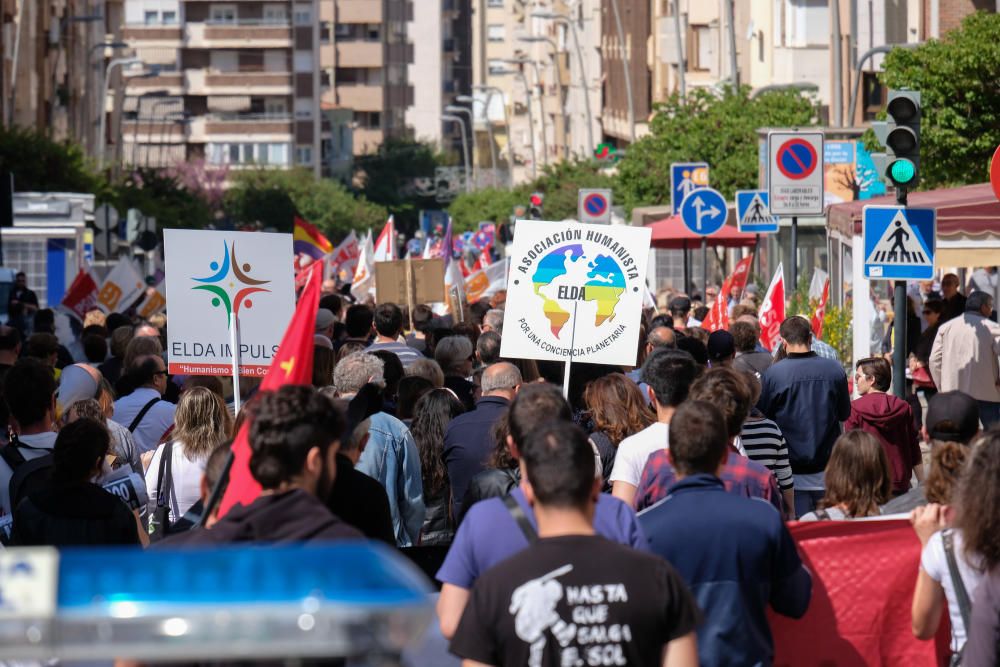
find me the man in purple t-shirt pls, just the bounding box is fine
[435,383,649,639]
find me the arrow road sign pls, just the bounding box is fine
[670,162,709,215]
[578,188,612,224]
[680,187,728,236]
[736,190,779,233]
[863,205,936,280]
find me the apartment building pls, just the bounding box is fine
[118,0,412,176]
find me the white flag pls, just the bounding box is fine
[465,258,510,303]
[350,230,376,301]
[373,216,395,262]
[97,258,146,314]
[808,267,829,302]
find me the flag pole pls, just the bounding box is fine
[405,255,414,332]
[229,311,242,414]
[561,301,579,400]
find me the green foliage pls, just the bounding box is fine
[866,12,1000,189]
[822,303,853,367]
[786,272,814,317]
[616,86,818,211]
[109,169,213,232]
[446,160,615,232]
[224,168,387,238]
[353,138,444,233]
[0,126,106,196]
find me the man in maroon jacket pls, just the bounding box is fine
[846,357,924,495]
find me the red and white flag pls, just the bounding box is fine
[702,254,754,332]
[59,266,100,322]
[758,263,785,351]
[373,216,396,262]
[811,277,831,340]
[328,230,360,281]
[350,230,376,301]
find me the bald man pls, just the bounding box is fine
[444,362,522,518]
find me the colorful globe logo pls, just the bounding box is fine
[530,244,626,338]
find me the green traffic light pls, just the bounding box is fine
[890,159,917,185]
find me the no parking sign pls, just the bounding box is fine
[767,131,825,216]
[577,188,613,224]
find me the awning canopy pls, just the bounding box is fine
[827,183,1000,267]
[644,214,759,249]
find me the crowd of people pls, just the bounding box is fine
[0,269,998,666]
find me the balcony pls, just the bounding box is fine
[185,20,292,48]
[332,85,382,111]
[122,24,183,42]
[185,69,294,96]
[334,41,383,68]
[352,127,384,155]
[125,72,184,95]
[184,113,295,142]
[336,0,382,23]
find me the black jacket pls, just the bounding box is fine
[419,486,453,546]
[458,467,520,524]
[11,481,141,547]
[326,454,394,545]
[168,489,363,545]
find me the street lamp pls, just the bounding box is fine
[473,84,514,188]
[98,57,143,168]
[493,68,538,179]
[518,35,567,161]
[131,90,170,168]
[501,57,549,169]
[456,94,497,182]
[532,11,595,156]
[86,41,128,156]
[442,114,471,193]
[445,104,477,188]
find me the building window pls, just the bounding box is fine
[335,23,353,38]
[690,25,714,71]
[293,7,312,25]
[369,112,381,129]
[783,0,828,47]
[487,0,503,6]
[162,11,177,24]
[320,21,331,43]
[262,4,288,23]
[320,70,331,87]
[366,24,381,40]
[487,24,505,42]
[209,142,291,165]
[264,99,287,117]
[296,145,313,165]
[488,59,507,75]
[209,5,237,23]
[144,10,158,25]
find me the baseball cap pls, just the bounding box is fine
[315,308,336,332]
[669,296,692,313]
[707,330,735,362]
[925,391,980,443]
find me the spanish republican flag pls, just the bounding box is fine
[218,262,322,516]
[293,216,334,260]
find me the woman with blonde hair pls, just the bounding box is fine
[800,430,891,521]
[144,386,233,524]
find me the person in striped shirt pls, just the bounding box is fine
[738,371,795,519]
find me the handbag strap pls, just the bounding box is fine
[154,441,174,511]
[943,529,973,634]
[502,494,538,543]
[128,398,162,433]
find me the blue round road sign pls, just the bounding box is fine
[680,187,727,236]
[583,193,608,217]
[776,139,818,180]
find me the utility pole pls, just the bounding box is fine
[723,0,738,88]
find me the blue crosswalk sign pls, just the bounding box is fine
[863,206,936,280]
[680,187,728,236]
[735,190,779,233]
[670,162,709,215]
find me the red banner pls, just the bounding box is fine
[771,519,950,666]
[758,264,785,351]
[811,278,830,340]
[702,254,753,332]
[59,267,99,322]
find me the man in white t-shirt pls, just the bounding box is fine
[610,348,697,507]
[0,359,59,517]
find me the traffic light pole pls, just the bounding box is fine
[892,187,907,399]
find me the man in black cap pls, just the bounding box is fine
[669,296,692,331]
[881,391,981,515]
[707,330,735,368]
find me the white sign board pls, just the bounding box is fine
[767,131,825,216]
[164,229,295,377]
[0,548,59,619]
[577,188,612,224]
[500,220,651,366]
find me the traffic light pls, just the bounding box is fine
[529,192,544,219]
[872,89,920,190]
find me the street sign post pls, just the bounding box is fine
[577,188,612,224]
[670,162,709,215]
[735,190,779,234]
[863,206,936,280]
[680,187,728,297]
[94,204,119,260]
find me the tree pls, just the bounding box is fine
[871,12,1000,188]
[110,168,214,232]
[353,138,444,234]
[616,86,818,212]
[224,168,387,238]
[0,126,105,196]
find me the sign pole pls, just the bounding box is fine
[561,301,579,400]
[405,255,414,332]
[683,240,690,294]
[701,238,708,300]
[229,312,242,414]
[753,234,760,281]
[790,216,798,291]
[892,188,907,399]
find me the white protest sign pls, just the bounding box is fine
[164,229,294,377]
[500,220,651,366]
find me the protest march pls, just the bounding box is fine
[1,213,999,667]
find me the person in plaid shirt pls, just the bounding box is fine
[633,367,783,514]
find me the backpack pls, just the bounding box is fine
[0,435,54,516]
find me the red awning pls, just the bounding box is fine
[644,214,759,249]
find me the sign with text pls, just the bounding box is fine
[500,220,651,366]
[768,131,825,216]
[164,229,294,377]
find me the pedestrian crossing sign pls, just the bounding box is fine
[863,205,936,280]
[735,190,779,233]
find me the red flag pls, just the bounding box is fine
[771,519,950,666]
[59,267,100,322]
[218,262,323,516]
[810,278,831,339]
[702,254,754,332]
[758,263,785,351]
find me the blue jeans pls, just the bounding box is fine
[794,490,825,519]
[978,401,1000,430]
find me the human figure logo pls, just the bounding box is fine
[192,241,272,327]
